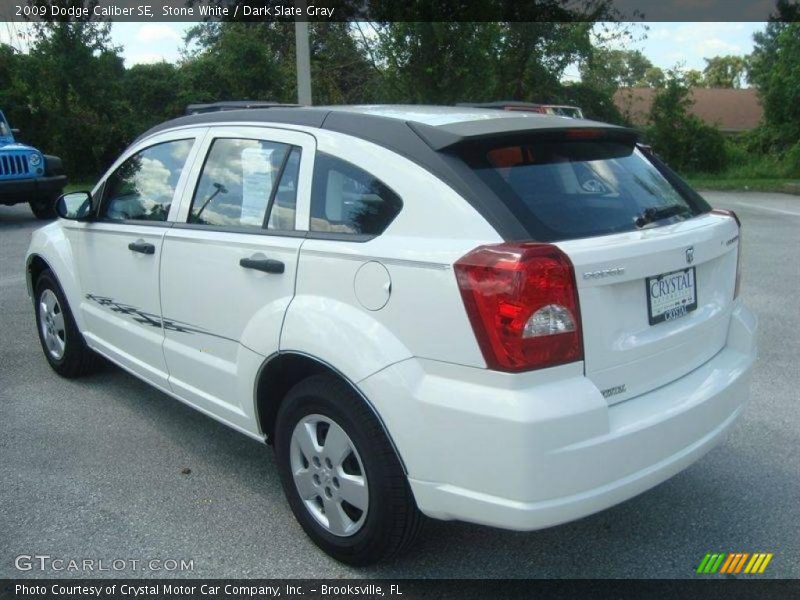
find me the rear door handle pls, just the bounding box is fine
[239,257,285,274]
[128,240,155,255]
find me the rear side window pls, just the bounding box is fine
[189,138,298,230]
[267,147,301,231]
[460,139,705,242]
[310,153,402,236]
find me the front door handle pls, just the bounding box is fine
[128,240,155,255]
[239,257,285,274]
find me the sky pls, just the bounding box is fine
[1,21,766,76]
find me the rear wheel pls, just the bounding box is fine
[274,374,422,565]
[34,270,101,377]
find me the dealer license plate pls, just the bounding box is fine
[646,267,697,325]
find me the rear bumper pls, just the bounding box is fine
[358,303,757,531]
[0,175,66,204]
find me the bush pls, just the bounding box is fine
[645,73,729,174]
[647,116,728,174]
[692,136,800,180]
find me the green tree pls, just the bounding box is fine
[579,48,653,90]
[123,62,189,133]
[684,69,705,88]
[641,66,666,88]
[181,23,294,103]
[646,70,727,174]
[181,22,379,105]
[15,1,130,178]
[749,1,800,147]
[0,45,30,125]
[364,22,503,103]
[702,55,748,88]
[308,23,381,104]
[364,19,623,118]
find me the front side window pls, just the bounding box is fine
[189,138,298,230]
[101,139,193,222]
[310,153,402,236]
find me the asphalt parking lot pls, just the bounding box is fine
[1,191,798,579]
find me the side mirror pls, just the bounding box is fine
[56,192,93,221]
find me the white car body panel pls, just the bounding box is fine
[58,128,207,386]
[281,129,499,381]
[27,223,84,329]
[25,107,757,533]
[361,303,756,529]
[159,127,315,425]
[558,212,740,404]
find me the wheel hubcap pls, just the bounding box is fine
[39,289,66,360]
[289,414,368,537]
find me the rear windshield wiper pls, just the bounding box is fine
[635,204,691,228]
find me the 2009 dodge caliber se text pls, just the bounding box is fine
[25,105,757,565]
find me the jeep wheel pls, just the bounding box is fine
[274,374,423,565]
[34,269,101,377]
[29,196,57,220]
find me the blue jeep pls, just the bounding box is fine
[0,110,66,219]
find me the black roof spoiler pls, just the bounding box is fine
[408,117,641,151]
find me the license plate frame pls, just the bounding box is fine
[646,267,698,325]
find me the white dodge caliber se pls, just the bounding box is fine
[26,105,757,565]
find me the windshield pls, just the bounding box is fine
[459,138,708,242]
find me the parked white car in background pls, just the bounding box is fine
[26,105,756,565]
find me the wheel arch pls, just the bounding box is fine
[25,225,86,331]
[254,351,408,474]
[26,253,52,298]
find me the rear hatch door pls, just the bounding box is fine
[452,128,739,401]
[559,214,738,404]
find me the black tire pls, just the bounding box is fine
[34,269,101,378]
[274,374,422,565]
[29,196,58,220]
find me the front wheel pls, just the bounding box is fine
[34,270,101,377]
[274,374,422,565]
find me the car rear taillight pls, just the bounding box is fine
[454,243,583,372]
[712,209,742,298]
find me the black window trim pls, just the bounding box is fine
[93,219,173,229]
[187,136,300,234]
[305,231,376,243]
[263,146,296,230]
[170,222,306,238]
[167,223,374,242]
[97,137,195,226]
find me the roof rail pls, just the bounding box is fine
[457,101,545,109]
[185,101,301,115]
[457,101,583,118]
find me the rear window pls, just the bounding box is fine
[459,139,708,242]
